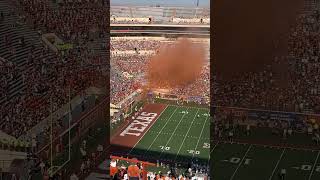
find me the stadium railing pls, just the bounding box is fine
[36,97,108,175]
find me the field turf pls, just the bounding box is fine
[212,141,320,180]
[128,105,210,164]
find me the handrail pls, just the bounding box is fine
[36,97,108,154]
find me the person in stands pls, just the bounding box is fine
[110,159,118,178]
[127,162,141,180]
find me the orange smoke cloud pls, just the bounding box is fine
[146,38,205,90]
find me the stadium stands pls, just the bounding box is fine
[0,0,108,178]
[214,9,320,113]
[110,37,210,106]
[110,6,210,25]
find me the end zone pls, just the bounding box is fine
[111,104,167,149]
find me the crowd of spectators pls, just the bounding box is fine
[111,39,166,51]
[110,38,210,105]
[0,46,100,138]
[171,17,210,25]
[110,16,210,25]
[214,10,320,114]
[0,57,18,101]
[171,62,210,98]
[110,5,210,25]
[111,16,152,24]
[110,67,140,105]
[0,0,106,139]
[110,158,209,180]
[18,0,108,41]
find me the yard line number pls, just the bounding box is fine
[222,157,252,165]
[292,165,320,172]
[203,143,210,149]
[188,150,200,154]
[159,146,170,151]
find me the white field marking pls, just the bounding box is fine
[174,109,200,161]
[268,148,286,180]
[192,110,209,160]
[308,150,320,180]
[207,137,216,164]
[127,105,169,155]
[170,104,209,111]
[149,131,202,139]
[209,142,220,166]
[143,106,179,152]
[210,142,219,154]
[230,145,252,180]
[168,120,204,125]
[158,107,191,157]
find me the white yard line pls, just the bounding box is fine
[210,142,219,154]
[268,148,286,180]
[230,145,252,180]
[143,106,179,152]
[170,104,209,110]
[192,111,209,160]
[174,109,200,161]
[127,105,169,155]
[158,107,190,157]
[308,150,320,180]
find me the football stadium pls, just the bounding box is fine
[108,2,210,179]
[212,0,320,180]
[0,0,211,179]
[1,0,320,179]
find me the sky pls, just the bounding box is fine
[111,0,210,7]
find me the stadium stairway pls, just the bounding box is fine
[0,1,57,126]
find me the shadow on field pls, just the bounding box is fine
[110,145,209,166]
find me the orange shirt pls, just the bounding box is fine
[110,166,118,176]
[128,165,140,177]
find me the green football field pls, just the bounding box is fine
[128,105,210,164]
[212,141,320,180]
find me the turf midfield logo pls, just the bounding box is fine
[120,112,158,137]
